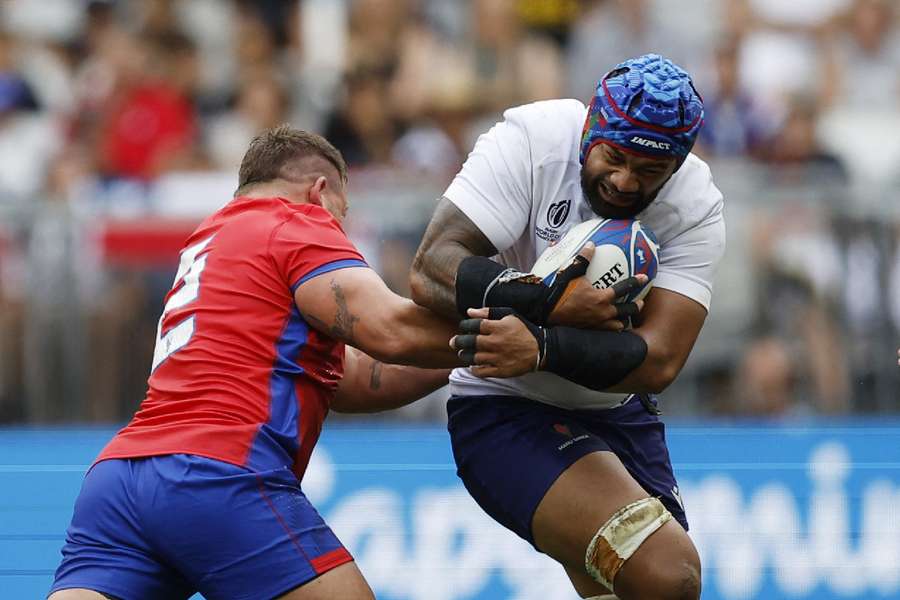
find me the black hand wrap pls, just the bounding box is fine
[456,307,545,370]
[456,307,647,388]
[455,255,588,324]
[542,327,648,391]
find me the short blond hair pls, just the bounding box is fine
[237,125,348,193]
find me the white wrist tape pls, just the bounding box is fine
[585,496,673,591]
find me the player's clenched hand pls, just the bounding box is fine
[450,308,543,378]
[546,244,647,331]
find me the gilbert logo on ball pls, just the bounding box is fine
[532,218,659,304]
[594,262,626,289]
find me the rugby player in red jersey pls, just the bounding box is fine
[48,125,540,600]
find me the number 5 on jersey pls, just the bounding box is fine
[152,235,215,371]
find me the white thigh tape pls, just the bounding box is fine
[584,496,673,591]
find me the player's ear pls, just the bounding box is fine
[307,175,328,206]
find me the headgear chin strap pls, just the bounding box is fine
[580,54,704,164]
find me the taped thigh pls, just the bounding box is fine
[584,496,672,591]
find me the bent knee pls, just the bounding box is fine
[658,558,700,600]
[620,558,700,600]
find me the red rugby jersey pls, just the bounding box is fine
[98,197,367,479]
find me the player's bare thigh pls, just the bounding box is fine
[276,561,375,600]
[48,590,116,600]
[532,450,700,600]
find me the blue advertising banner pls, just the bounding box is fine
[2,422,899,599]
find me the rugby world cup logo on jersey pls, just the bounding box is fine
[547,200,571,228]
[536,199,572,242]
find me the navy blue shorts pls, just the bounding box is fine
[50,454,352,600]
[447,395,687,547]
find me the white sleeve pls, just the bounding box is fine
[443,109,533,253]
[653,190,726,312]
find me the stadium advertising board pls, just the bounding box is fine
[2,423,898,599]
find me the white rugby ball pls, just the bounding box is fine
[532,218,659,303]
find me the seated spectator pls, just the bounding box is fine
[95,30,203,180]
[0,29,60,201]
[745,203,850,415]
[735,0,846,113]
[815,0,900,186]
[206,69,290,170]
[696,40,770,158]
[566,0,687,99]
[391,63,475,178]
[470,0,564,110]
[323,65,398,167]
[822,0,900,111]
[756,94,847,184]
[0,31,38,113]
[735,336,796,416]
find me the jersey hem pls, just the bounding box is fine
[94,449,256,473]
[448,376,633,411]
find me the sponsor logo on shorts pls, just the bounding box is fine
[671,485,685,511]
[552,422,589,451]
[553,423,572,437]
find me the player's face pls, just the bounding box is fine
[581,143,678,219]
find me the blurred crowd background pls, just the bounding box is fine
[0,0,898,424]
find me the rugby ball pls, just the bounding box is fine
[532,218,659,303]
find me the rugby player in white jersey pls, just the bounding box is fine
[410,54,725,600]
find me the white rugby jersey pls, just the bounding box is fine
[445,99,726,410]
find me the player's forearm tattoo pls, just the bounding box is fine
[369,360,383,390]
[412,198,498,318]
[413,253,458,317]
[330,280,359,344]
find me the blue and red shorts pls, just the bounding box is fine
[447,394,687,547]
[50,454,351,600]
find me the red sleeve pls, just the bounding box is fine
[269,205,368,291]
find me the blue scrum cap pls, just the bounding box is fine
[580,54,704,163]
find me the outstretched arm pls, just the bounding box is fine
[331,347,450,413]
[295,266,458,368]
[295,264,538,377]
